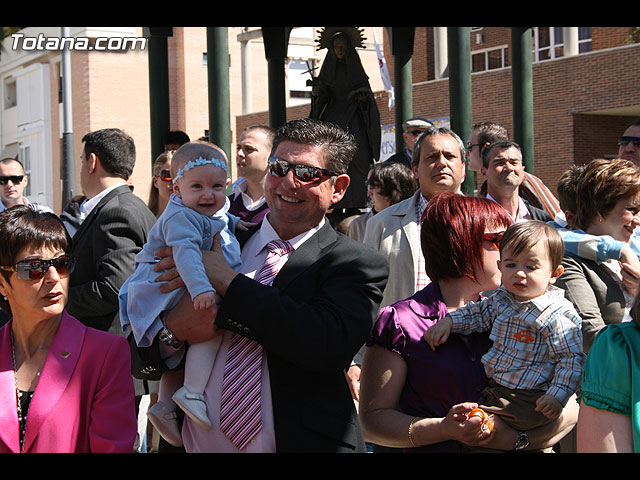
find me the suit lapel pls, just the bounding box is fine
[400,191,421,270]
[273,221,337,292]
[0,322,20,452]
[22,311,85,452]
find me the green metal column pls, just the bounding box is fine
[267,58,287,129]
[511,27,535,174]
[261,27,291,129]
[447,27,474,194]
[144,27,172,166]
[207,27,232,174]
[388,27,414,154]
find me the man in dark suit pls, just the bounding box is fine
[67,128,156,335]
[480,140,552,223]
[129,119,388,452]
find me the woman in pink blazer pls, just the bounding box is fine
[0,205,136,453]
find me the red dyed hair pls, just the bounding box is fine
[421,192,512,282]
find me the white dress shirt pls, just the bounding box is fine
[79,183,127,221]
[232,180,267,212]
[180,215,324,452]
[486,193,531,223]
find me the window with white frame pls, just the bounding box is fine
[4,78,17,109]
[471,46,509,73]
[533,27,592,61]
[18,143,31,197]
[533,27,564,61]
[577,27,592,53]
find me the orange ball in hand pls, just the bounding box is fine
[468,408,494,432]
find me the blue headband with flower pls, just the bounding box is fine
[172,157,227,184]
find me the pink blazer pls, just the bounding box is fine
[0,311,137,453]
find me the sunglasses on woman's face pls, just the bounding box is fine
[268,157,339,183]
[157,170,172,182]
[483,231,505,250]
[0,254,74,281]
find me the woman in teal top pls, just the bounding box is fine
[577,297,640,452]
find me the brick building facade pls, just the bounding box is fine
[0,27,385,212]
[1,27,638,212]
[237,27,640,198]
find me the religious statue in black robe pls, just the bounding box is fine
[309,27,381,211]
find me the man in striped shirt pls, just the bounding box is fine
[467,122,561,217]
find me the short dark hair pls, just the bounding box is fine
[163,130,190,148]
[499,221,565,271]
[556,164,585,215]
[82,128,136,180]
[481,140,521,169]
[0,205,72,315]
[421,192,512,282]
[0,157,25,171]
[367,162,417,206]
[271,118,356,175]
[473,122,509,147]
[411,125,466,167]
[243,125,277,146]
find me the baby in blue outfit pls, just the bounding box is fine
[120,141,242,447]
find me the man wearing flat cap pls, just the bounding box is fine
[385,117,433,169]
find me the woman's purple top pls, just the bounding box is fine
[367,281,492,452]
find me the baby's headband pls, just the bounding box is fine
[173,157,227,184]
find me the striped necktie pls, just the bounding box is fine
[219,239,293,449]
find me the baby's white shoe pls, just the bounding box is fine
[172,386,212,429]
[147,400,183,447]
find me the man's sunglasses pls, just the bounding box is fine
[268,157,340,183]
[0,254,74,281]
[483,231,505,250]
[157,170,172,182]
[618,136,640,148]
[0,175,24,185]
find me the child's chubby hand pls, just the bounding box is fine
[193,291,216,311]
[535,393,563,419]
[424,316,453,351]
[236,219,258,231]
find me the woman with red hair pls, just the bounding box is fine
[359,192,578,452]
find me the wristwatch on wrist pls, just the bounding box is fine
[158,313,184,348]
[513,431,529,451]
